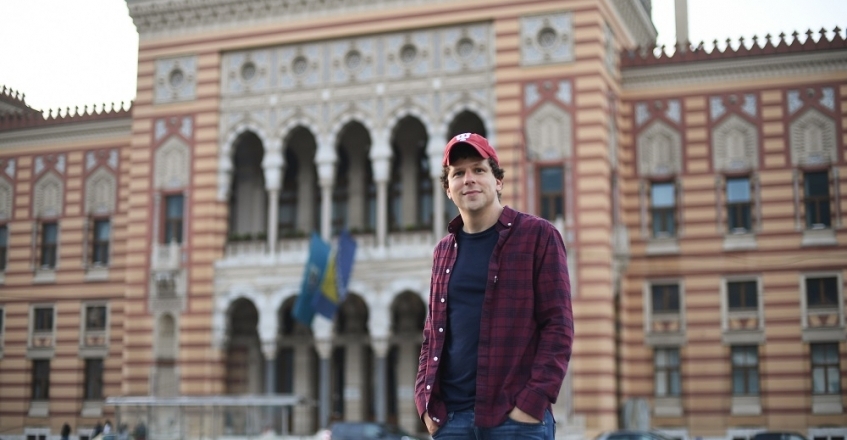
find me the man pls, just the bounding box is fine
[415,133,573,439]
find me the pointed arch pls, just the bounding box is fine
[155,136,191,190]
[0,177,12,220]
[218,123,273,201]
[85,167,117,215]
[712,114,759,172]
[33,172,64,218]
[526,102,573,160]
[790,108,837,166]
[637,120,682,177]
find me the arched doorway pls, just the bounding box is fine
[332,293,371,422]
[277,296,319,434]
[389,291,426,433]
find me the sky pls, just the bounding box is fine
[0,0,845,113]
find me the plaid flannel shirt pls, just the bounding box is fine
[415,206,574,428]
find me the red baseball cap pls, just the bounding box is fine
[442,133,499,166]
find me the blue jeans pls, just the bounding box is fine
[432,409,555,440]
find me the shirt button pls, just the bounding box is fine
[426,385,431,390]
[446,269,450,273]
[507,222,512,226]
[434,356,438,361]
[440,298,445,303]
[438,327,443,332]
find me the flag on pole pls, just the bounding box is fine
[293,233,331,326]
[313,230,357,319]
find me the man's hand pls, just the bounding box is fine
[508,406,541,424]
[423,412,439,435]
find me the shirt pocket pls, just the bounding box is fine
[497,252,535,293]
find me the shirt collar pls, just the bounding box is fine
[447,206,517,234]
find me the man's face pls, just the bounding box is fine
[445,155,502,216]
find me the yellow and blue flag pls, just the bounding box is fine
[313,230,357,319]
[293,233,331,326]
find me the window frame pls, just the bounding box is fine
[811,342,841,395]
[162,193,184,244]
[650,180,677,238]
[725,176,753,234]
[731,345,760,396]
[90,217,111,266]
[83,358,104,401]
[806,276,839,309]
[39,221,58,269]
[727,280,759,311]
[651,283,681,314]
[803,170,832,229]
[33,306,54,333]
[536,164,565,222]
[654,347,681,397]
[31,359,50,400]
[0,223,7,271]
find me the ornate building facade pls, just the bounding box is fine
[0,0,845,439]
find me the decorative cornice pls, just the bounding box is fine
[127,0,448,36]
[0,118,132,150]
[621,27,846,68]
[0,104,132,133]
[608,0,657,47]
[622,50,847,91]
[0,85,40,117]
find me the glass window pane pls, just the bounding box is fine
[43,223,58,242]
[732,370,745,394]
[749,370,759,394]
[726,178,750,202]
[655,371,667,395]
[804,172,829,196]
[0,226,7,246]
[827,367,840,393]
[651,183,675,208]
[668,348,679,366]
[166,195,183,217]
[812,368,826,393]
[94,220,110,240]
[540,167,563,193]
[669,371,681,395]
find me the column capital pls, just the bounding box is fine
[371,336,390,358]
[263,149,284,190]
[314,338,333,359]
[262,338,277,361]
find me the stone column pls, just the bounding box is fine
[398,339,421,433]
[370,134,392,248]
[266,189,279,253]
[315,338,333,429]
[316,139,336,241]
[344,342,365,421]
[427,135,446,236]
[371,337,390,423]
[262,341,278,432]
[293,343,317,434]
[264,148,283,254]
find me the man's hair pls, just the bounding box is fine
[439,143,505,192]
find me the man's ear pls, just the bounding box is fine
[445,187,453,200]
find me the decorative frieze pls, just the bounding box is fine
[520,12,574,66]
[155,56,198,104]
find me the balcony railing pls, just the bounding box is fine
[221,230,437,266]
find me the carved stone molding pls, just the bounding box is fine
[128,0,451,36]
[623,51,847,90]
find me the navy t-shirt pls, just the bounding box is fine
[441,225,499,412]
